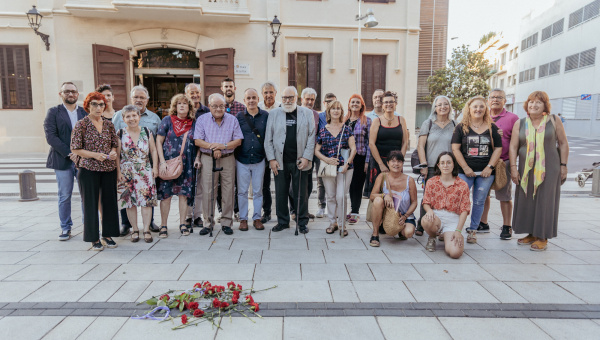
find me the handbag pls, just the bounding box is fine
[489,127,508,190]
[317,125,345,178]
[159,131,188,180]
[381,173,403,235]
[411,119,432,174]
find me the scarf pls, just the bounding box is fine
[520,114,547,197]
[170,114,192,137]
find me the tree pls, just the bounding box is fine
[425,45,492,113]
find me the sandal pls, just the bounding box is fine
[369,235,380,247]
[530,239,547,251]
[131,230,140,243]
[179,224,190,236]
[348,215,359,224]
[466,230,477,244]
[326,224,339,234]
[340,228,348,237]
[158,226,168,238]
[518,234,536,245]
[143,231,153,243]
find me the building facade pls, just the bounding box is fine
[515,0,599,137]
[0,0,421,154]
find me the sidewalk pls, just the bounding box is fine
[1,193,600,339]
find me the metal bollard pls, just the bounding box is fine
[592,168,600,197]
[18,170,39,202]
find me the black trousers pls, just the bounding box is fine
[274,162,309,226]
[289,158,315,214]
[78,168,120,242]
[262,162,272,215]
[349,154,367,214]
[418,167,437,226]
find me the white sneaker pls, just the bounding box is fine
[316,208,325,218]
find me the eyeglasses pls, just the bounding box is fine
[382,101,396,105]
[90,102,106,108]
[489,96,505,100]
[282,96,295,102]
[435,103,450,107]
[62,90,78,95]
[210,105,226,110]
[324,99,334,104]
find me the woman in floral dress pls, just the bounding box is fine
[156,94,197,237]
[117,105,158,243]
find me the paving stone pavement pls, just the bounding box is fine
[1,194,600,339]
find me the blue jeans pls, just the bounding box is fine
[458,173,495,231]
[55,164,79,232]
[236,160,265,221]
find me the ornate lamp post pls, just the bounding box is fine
[26,5,50,51]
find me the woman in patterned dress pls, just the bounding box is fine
[156,94,197,238]
[117,105,158,243]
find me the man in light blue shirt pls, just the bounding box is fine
[112,85,161,235]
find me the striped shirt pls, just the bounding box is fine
[193,113,244,154]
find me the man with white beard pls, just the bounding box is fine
[264,86,316,234]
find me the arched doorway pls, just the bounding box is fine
[134,48,200,117]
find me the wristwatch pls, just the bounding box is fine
[487,164,495,170]
[224,143,228,150]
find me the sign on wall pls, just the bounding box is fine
[235,63,250,75]
[581,94,592,100]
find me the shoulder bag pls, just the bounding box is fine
[411,119,432,174]
[159,131,188,180]
[317,125,345,178]
[489,126,507,190]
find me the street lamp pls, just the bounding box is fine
[355,2,378,92]
[26,5,50,51]
[270,15,282,57]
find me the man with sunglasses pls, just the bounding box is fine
[44,82,88,241]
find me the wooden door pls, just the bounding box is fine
[288,53,322,110]
[362,54,387,110]
[200,48,235,104]
[92,44,130,110]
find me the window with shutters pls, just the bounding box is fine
[288,53,322,111]
[539,64,549,78]
[541,25,552,42]
[0,45,33,109]
[512,74,517,86]
[542,18,565,42]
[565,48,596,72]
[549,59,561,75]
[569,0,599,29]
[520,33,538,52]
[518,67,536,83]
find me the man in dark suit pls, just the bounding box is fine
[44,82,88,241]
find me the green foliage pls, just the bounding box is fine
[479,31,497,47]
[425,45,492,113]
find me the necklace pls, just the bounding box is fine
[471,121,484,129]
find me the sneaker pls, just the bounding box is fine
[477,222,490,233]
[91,241,104,251]
[271,223,290,232]
[467,230,477,244]
[260,214,271,223]
[500,225,512,240]
[58,230,71,241]
[425,237,436,252]
[101,237,118,249]
[316,208,325,218]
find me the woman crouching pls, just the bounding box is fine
[421,152,471,258]
[368,150,417,247]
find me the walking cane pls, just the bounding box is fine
[295,159,302,236]
[341,169,346,238]
[210,150,223,238]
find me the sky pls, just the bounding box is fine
[446,0,556,57]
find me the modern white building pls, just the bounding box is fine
[515,0,599,137]
[0,0,423,154]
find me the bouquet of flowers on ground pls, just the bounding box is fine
[136,281,276,330]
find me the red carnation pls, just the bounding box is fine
[221,302,230,309]
[181,314,188,324]
[194,282,202,288]
[212,298,221,308]
[233,291,240,299]
[202,281,212,288]
[249,302,260,312]
[159,294,170,301]
[227,281,236,290]
[245,295,254,303]
[232,296,239,304]
[237,284,243,291]
[193,309,204,318]
[188,302,199,310]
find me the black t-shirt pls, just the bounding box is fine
[283,110,298,163]
[451,123,502,173]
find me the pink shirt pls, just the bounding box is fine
[491,108,519,161]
